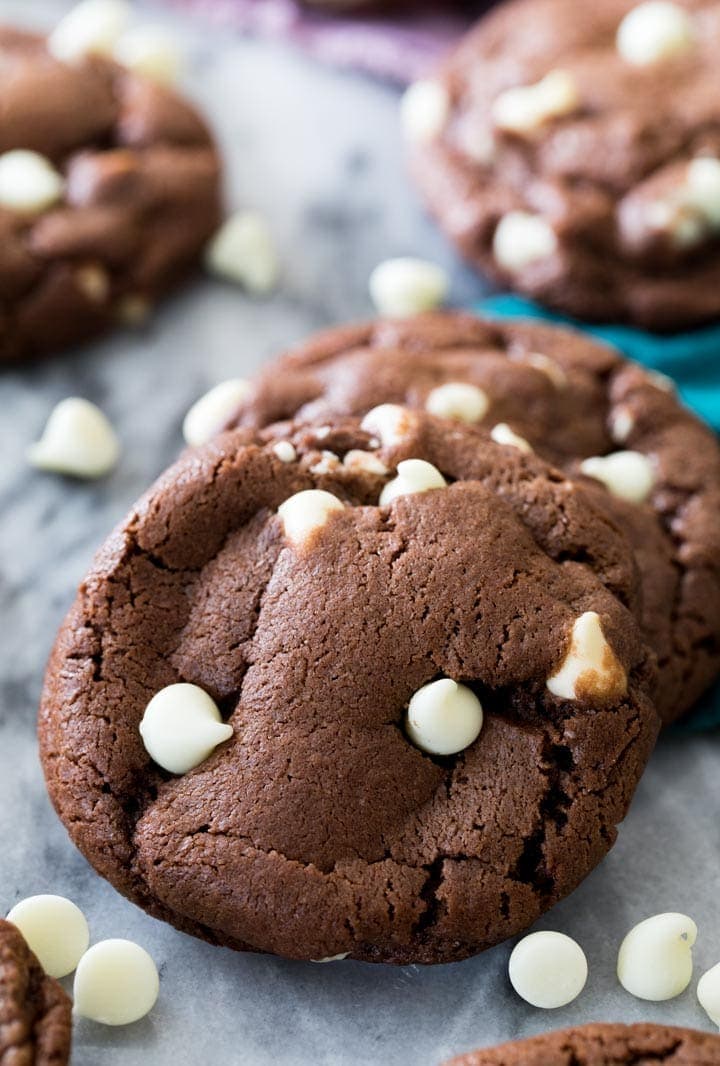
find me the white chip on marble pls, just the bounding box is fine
[698,961,720,1028]
[139,683,233,775]
[182,379,252,446]
[617,2,695,65]
[73,939,159,1026]
[273,441,297,463]
[114,26,182,83]
[27,397,120,479]
[580,450,655,504]
[400,79,450,143]
[492,70,579,135]
[205,211,279,294]
[342,450,388,475]
[278,489,345,547]
[493,212,558,272]
[6,895,89,979]
[360,404,414,447]
[546,611,626,702]
[406,678,483,756]
[425,382,489,424]
[368,257,448,318]
[0,151,64,214]
[490,423,532,453]
[509,931,588,1008]
[617,913,697,1001]
[380,459,447,506]
[49,0,131,62]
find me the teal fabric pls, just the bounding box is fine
[478,293,720,731]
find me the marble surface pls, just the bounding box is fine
[0,2,719,1064]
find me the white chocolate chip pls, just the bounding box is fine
[117,294,151,326]
[380,459,447,506]
[511,350,568,389]
[547,611,626,703]
[75,263,109,303]
[49,0,131,62]
[492,70,579,135]
[509,931,588,1009]
[406,678,483,756]
[0,151,64,214]
[310,450,341,475]
[205,211,279,294]
[114,26,181,83]
[368,257,448,318]
[73,939,159,1026]
[646,368,675,393]
[182,379,252,447]
[425,382,489,424]
[617,2,695,65]
[311,953,350,963]
[580,450,655,504]
[686,157,720,227]
[640,156,720,248]
[617,913,697,1001]
[27,398,119,479]
[273,440,297,463]
[360,404,414,448]
[139,683,233,775]
[278,489,345,547]
[6,896,89,979]
[400,79,450,143]
[697,962,720,1028]
[609,407,635,444]
[342,449,388,475]
[493,212,558,272]
[490,423,532,453]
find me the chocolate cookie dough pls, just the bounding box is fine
[40,411,658,964]
[0,21,220,362]
[407,0,720,329]
[225,312,720,723]
[0,918,71,1066]
[445,1023,720,1065]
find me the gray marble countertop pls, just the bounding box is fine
[0,2,718,1063]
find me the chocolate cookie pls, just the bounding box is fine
[407,0,720,329]
[0,919,71,1066]
[0,22,220,362]
[225,312,720,723]
[40,411,658,964]
[445,1023,720,1065]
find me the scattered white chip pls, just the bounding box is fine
[113,26,181,83]
[6,895,89,979]
[73,939,159,1026]
[686,157,720,228]
[509,931,588,1009]
[490,423,532,453]
[406,678,483,756]
[425,382,489,424]
[360,404,414,448]
[278,489,345,547]
[493,211,558,272]
[380,459,447,506]
[580,450,655,504]
[492,70,579,135]
[273,440,297,463]
[617,2,695,65]
[139,683,233,775]
[521,351,568,389]
[646,368,675,393]
[311,953,350,963]
[27,397,120,479]
[368,257,448,318]
[49,0,131,62]
[182,379,252,447]
[609,407,635,444]
[547,611,627,703]
[0,150,64,214]
[617,913,697,1001]
[400,79,450,143]
[310,450,340,475]
[342,450,388,475]
[698,961,720,1028]
[205,211,279,294]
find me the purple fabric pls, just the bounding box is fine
[164,1,484,83]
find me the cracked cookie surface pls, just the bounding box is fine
[411,0,720,329]
[445,1022,720,1065]
[0,23,221,362]
[226,312,720,723]
[39,411,658,964]
[0,919,71,1066]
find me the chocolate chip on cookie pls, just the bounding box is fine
[224,311,720,723]
[40,411,658,964]
[405,0,720,329]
